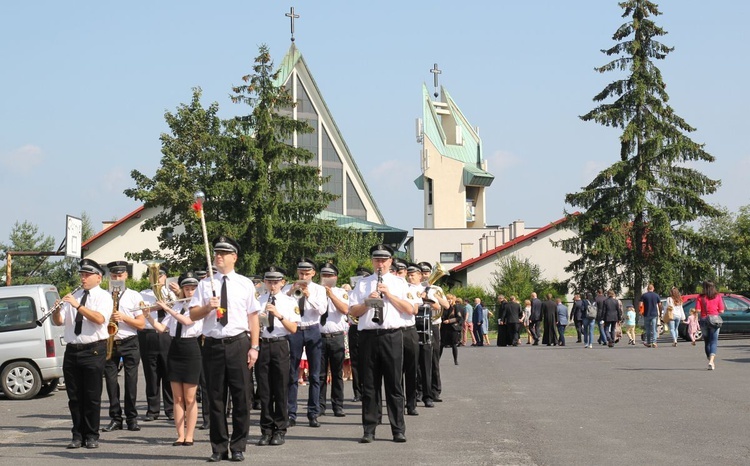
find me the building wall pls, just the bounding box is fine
[422,137,466,229]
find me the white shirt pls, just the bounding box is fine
[320,286,349,334]
[258,292,301,338]
[140,287,177,330]
[402,283,424,327]
[167,302,203,338]
[114,288,143,339]
[61,286,113,344]
[425,284,447,324]
[349,272,409,331]
[282,280,327,327]
[189,271,260,338]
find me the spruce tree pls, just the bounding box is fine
[0,220,56,285]
[557,1,720,300]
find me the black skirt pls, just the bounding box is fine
[167,337,202,384]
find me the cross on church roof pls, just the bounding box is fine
[430,63,441,98]
[285,6,300,42]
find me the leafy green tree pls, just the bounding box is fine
[490,255,542,302]
[727,206,750,291]
[0,220,56,285]
[557,1,720,302]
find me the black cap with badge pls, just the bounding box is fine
[178,271,199,287]
[369,244,394,259]
[107,261,128,275]
[79,258,105,276]
[296,257,317,271]
[320,262,339,276]
[263,266,287,281]
[213,236,240,254]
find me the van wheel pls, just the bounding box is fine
[38,378,59,397]
[1,362,42,400]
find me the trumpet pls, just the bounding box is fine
[36,286,82,326]
[292,280,309,299]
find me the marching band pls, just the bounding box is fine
[52,239,451,460]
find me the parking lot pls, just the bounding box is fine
[1,333,749,465]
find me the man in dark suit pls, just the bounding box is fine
[472,298,484,346]
[541,293,558,346]
[505,296,522,346]
[529,292,543,345]
[496,295,508,347]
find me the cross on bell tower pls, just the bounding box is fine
[430,63,442,98]
[286,6,300,42]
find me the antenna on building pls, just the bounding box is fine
[429,63,441,98]
[416,118,423,143]
[285,6,300,42]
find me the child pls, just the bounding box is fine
[624,305,637,345]
[685,308,700,346]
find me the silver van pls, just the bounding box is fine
[0,284,65,399]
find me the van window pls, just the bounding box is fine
[0,297,37,332]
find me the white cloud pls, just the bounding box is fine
[1,145,43,173]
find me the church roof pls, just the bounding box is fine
[275,44,385,224]
[318,211,407,247]
[418,84,494,189]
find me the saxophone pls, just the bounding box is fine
[106,285,121,360]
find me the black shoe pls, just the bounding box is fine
[433,397,442,402]
[270,432,285,446]
[393,433,406,443]
[359,434,374,443]
[101,420,122,432]
[424,399,435,408]
[288,419,296,427]
[252,401,261,411]
[199,421,210,430]
[173,441,185,446]
[532,342,539,346]
[257,434,272,446]
[208,452,229,462]
[406,408,419,416]
[85,439,99,449]
[309,417,320,427]
[166,413,175,421]
[127,420,141,431]
[352,395,361,402]
[333,410,346,417]
[67,439,83,449]
[143,413,158,422]
[183,441,194,446]
[231,451,244,462]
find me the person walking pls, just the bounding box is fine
[666,287,685,347]
[582,293,596,349]
[623,305,637,345]
[696,280,724,370]
[472,298,484,346]
[522,299,532,344]
[541,294,558,346]
[640,284,662,348]
[569,294,584,343]
[555,298,568,347]
[685,308,701,346]
[603,290,622,347]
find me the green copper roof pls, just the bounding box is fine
[274,44,386,224]
[318,211,407,246]
[420,84,494,188]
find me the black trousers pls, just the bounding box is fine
[530,320,541,343]
[199,337,210,425]
[506,323,520,346]
[319,332,346,414]
[430,324,442,399]
[348,324,361,399]
[63,340,106,442]
[258,338,290,434]
[203,334,252,454]
[138,330,173,417]
[104,335,140,422]
[359,328,405,436]
[401,326,419,411]
[417,329,433,402]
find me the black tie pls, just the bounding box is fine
[74,290,89,336]
[298,296,305,318]
[321,301,329,327]
[219,276,228,326]
[267,296,276,332]
[175,306,184,339]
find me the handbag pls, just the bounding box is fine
[707,314,723,328]
[663,308,674,322]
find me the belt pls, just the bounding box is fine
[261,336,288,343]
[115,335,137,344]
[173,336,199,342]
[139,329,157,334]
[403,325,416,330]
[67,340,106,351]
[361,328,401,335]
[205,333,248,345]
[321,331,344,338]
[299,322,319,329]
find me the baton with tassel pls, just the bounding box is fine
[192,191,226,320]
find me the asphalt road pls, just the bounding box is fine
[1,333,748,465]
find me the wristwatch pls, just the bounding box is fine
[251,345,260,351]
[278,316,284,322]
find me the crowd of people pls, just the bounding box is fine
[52,239,465,461]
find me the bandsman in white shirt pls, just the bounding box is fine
[189,236,260,463]
[285,257,327,428]
[317,262,350,418]
[256,266,299,447]
[349,244,414,444]
[398,261,421,416]
[53,259,113,449]
[138,264,176,422]
[418,261,449,404]
[149,271,203,447]
[101,261,146,433]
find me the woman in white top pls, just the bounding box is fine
[149,272,203,446]
[665,287,685,347]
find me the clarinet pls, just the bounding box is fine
[371,269,384,324]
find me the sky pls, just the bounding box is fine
[2,1,749,253]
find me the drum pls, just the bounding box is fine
[416,305,432,333]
